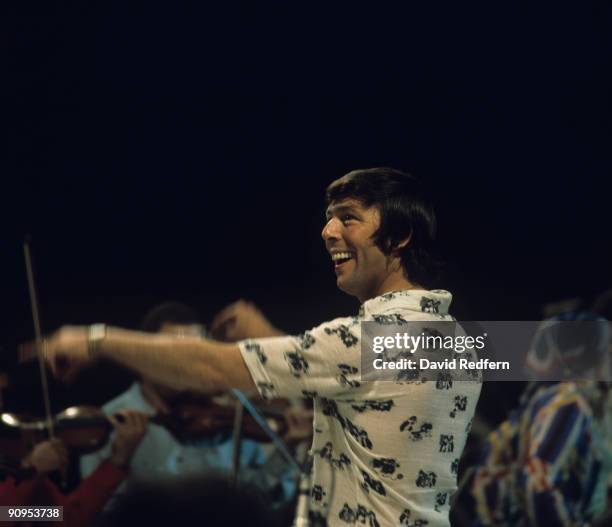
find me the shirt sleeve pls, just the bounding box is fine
[238,315,370,400]
[0,462,125,526]
[43,459,127,527]
[0,476,39,506]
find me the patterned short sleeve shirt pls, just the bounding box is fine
[239,289,481,527]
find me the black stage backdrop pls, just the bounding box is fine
[2,2,611,413]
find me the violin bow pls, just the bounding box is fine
[231,389,301,474]
[23,238,55,439]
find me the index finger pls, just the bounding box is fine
[107,413,118,428]
[133,412,149,431]
[107,413,125,430]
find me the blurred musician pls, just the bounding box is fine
[80,302,299,516]
[471,312,612,526]
[0,360,146,526]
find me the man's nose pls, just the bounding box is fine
[321,218,340,241]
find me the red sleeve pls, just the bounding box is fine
[0,476,49,527]
[0,476,40,505]
[40,460,127,527]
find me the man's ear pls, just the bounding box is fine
[392,234,412,253]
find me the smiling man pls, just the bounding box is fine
[37,168,481,526]
[324,171,428,303]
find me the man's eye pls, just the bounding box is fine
[341,214,356,224]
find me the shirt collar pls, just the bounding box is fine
[361,289,453,317]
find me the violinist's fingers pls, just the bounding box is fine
[120,410,134,428]
[112,410,148,444]
[107,413,120,430]
[50,439,69,468]
[118,409,134,427]
[109,410,132,432]
[136,412,150,430]
[28,440,67,474]
[108,409,148,468]
[128,410,147,432]
[134,412,148,434]
[113,409,148,433]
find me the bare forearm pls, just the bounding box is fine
[98,327,251,394]
[258,326,285,338]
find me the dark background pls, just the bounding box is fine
[2,2,611,411]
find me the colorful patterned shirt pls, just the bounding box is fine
[472,382,612,526]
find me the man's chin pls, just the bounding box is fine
[336,276,355,296]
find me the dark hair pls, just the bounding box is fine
[141,301,199,333]
[98,477,274,527]
[325,167,440,286]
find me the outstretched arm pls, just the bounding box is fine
[39,326,256,394]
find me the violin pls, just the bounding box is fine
[0,406,114,462]
[0,399,288,463]
[156,396,289,443]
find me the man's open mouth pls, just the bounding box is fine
[332,251,354,267]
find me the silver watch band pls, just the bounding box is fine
[88,323,107,357]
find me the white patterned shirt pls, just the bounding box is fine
[239,289,481,527]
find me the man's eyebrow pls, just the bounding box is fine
[325,204,357,218]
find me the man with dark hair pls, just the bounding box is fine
[140,301,203,335]
[325,167,439,288]
[37,168,481,526]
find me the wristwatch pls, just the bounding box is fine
[88,324,107,357]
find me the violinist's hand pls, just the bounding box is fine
[210,300,283,341]
[23,438,69,475]
[108,409,149,469]
[282,407,314,446]
[21,326,91,383]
